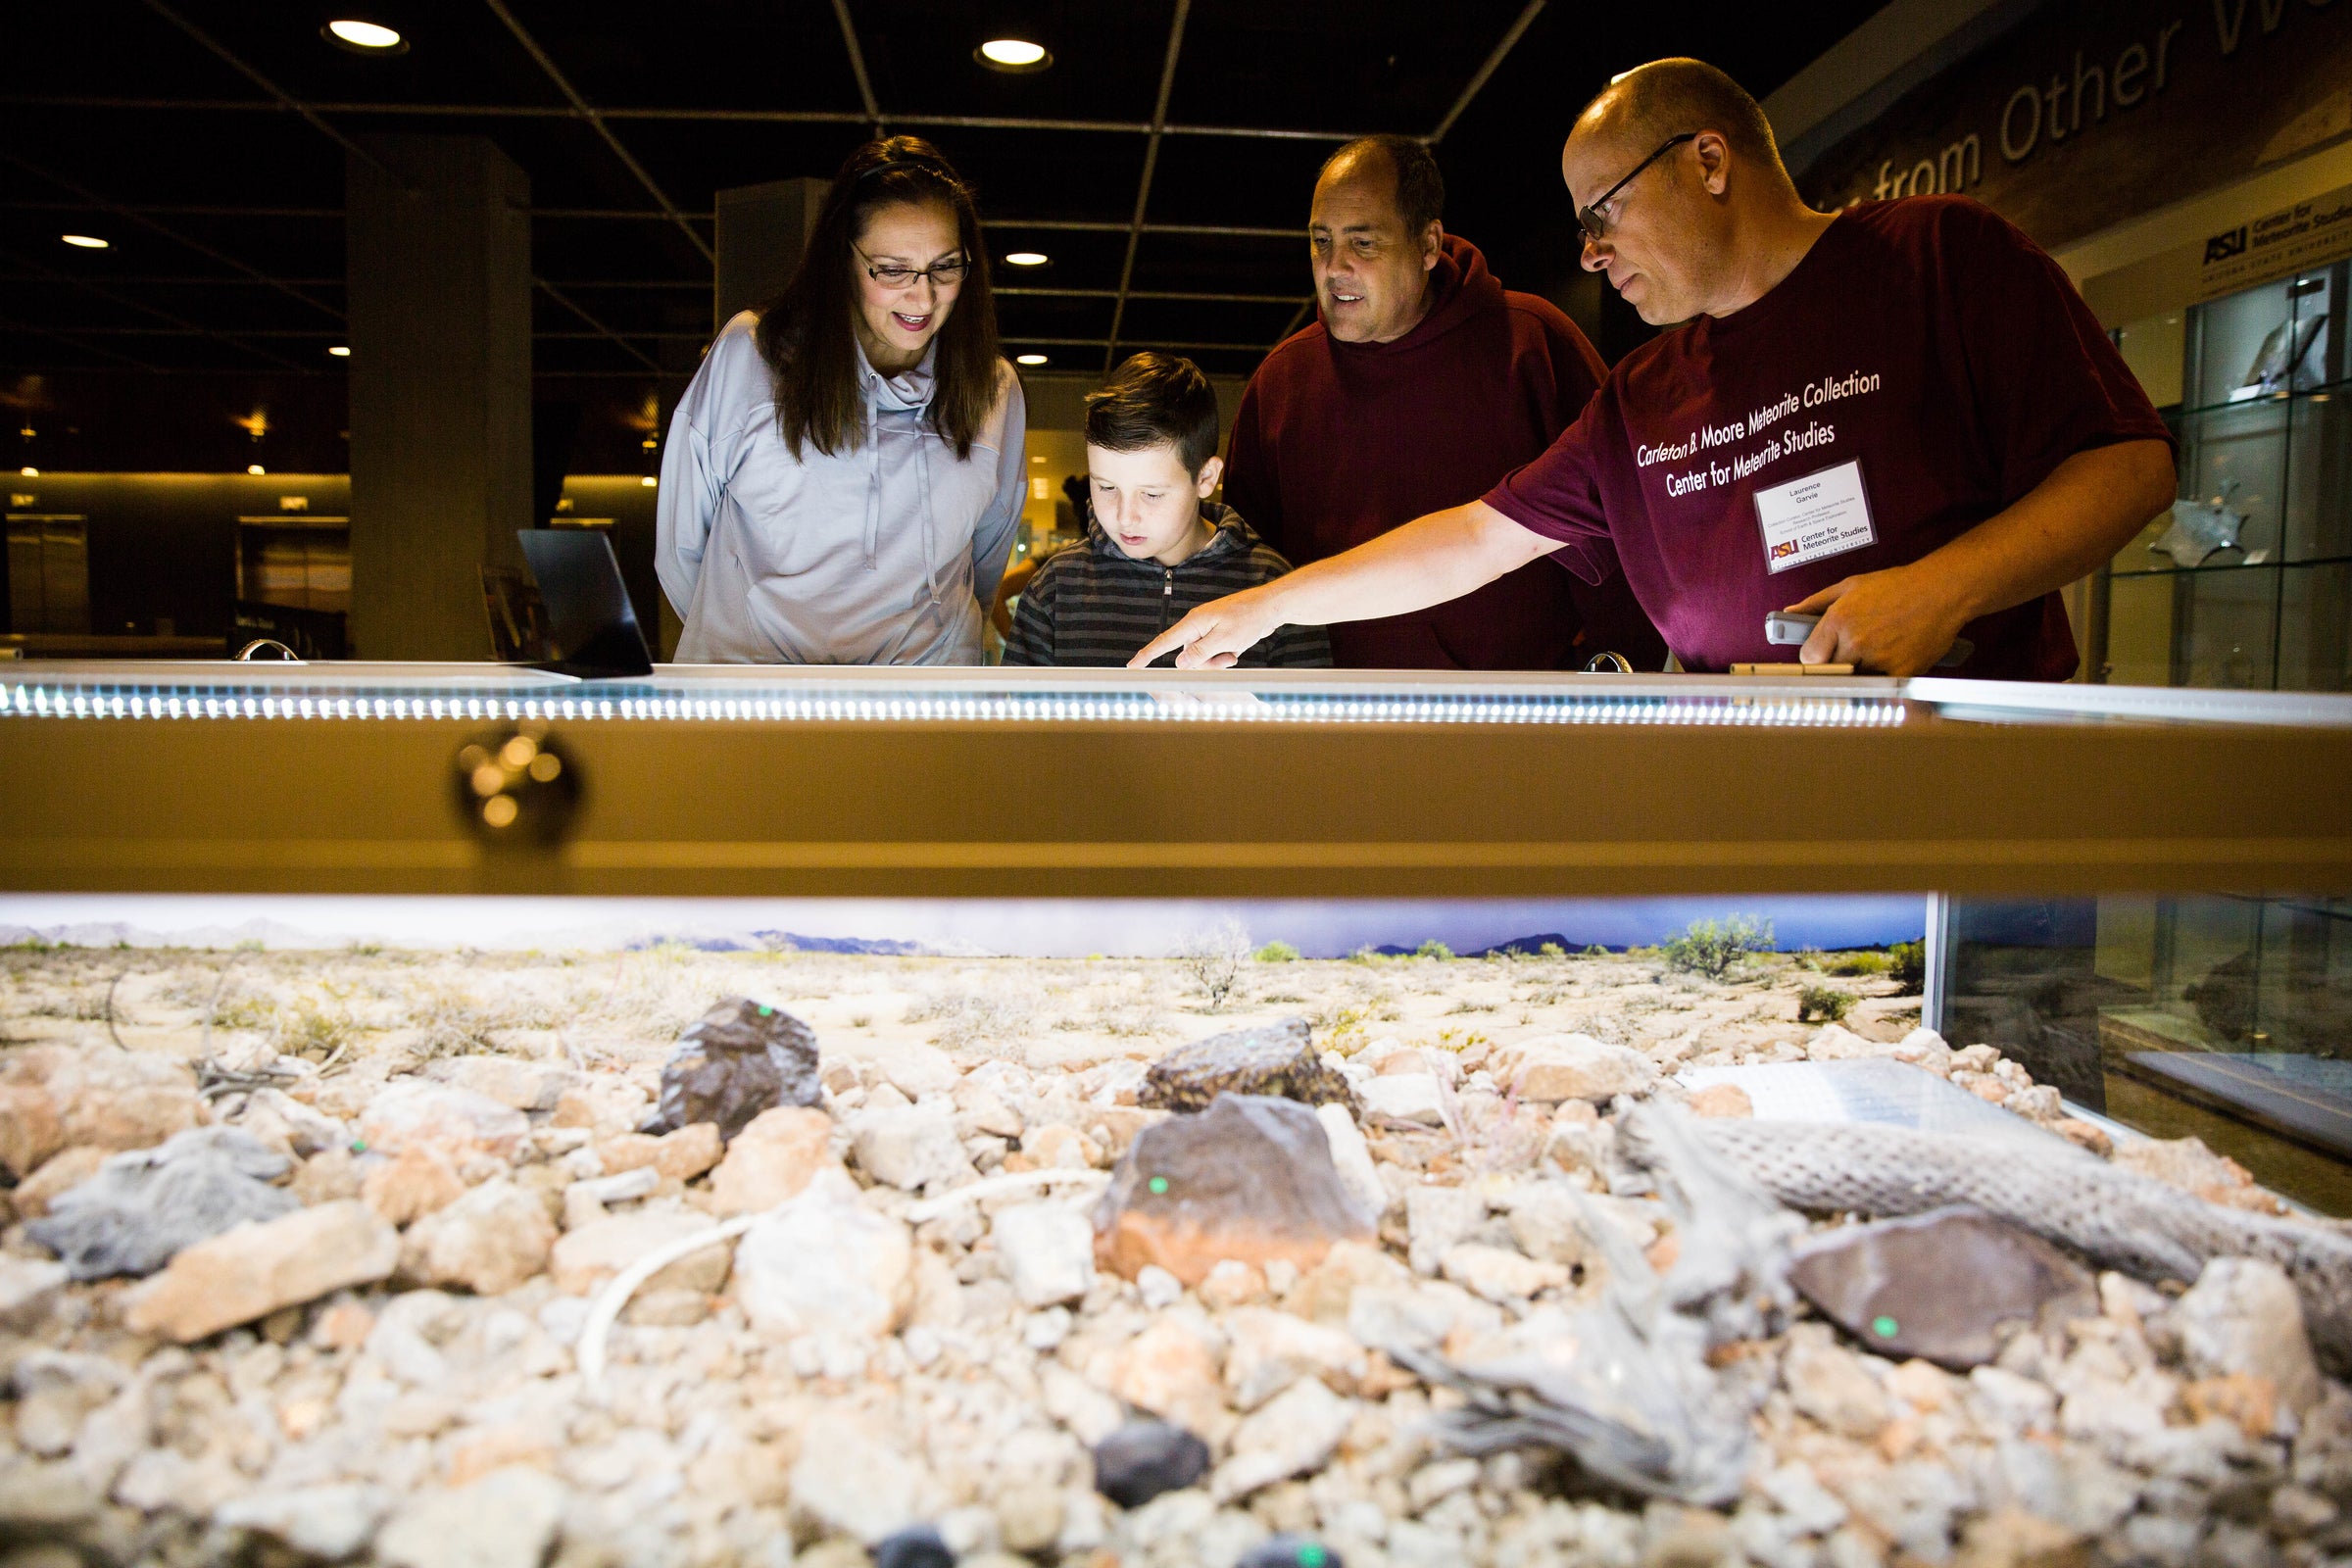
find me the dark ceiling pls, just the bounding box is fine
[1,0,1884,468]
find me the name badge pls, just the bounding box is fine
[1755,459,1876,574]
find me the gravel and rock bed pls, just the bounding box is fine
[0,944,2344,1568]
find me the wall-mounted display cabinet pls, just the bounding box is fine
[2100,263,2350,691]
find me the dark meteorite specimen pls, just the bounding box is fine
[1093,1419,1211,1508]
[1094,1093,1375,1286]
[1139,1016,1358,1113]
[640,997,821,1142]
[1788,1204,2099,1369]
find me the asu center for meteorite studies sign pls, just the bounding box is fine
[1800,0,2352,259]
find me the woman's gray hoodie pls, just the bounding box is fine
[656,311,1027,663]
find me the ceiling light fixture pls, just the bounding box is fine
[1015,353,1049,366]
[327,345,351,358]
[61,234,108,250]
[1004,251,1049,268]
[248,464,267,476]
[639,475,657,487]
[977,38,1051,72]
[323,19,407,53]
[19,466,36,478]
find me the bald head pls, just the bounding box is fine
[1560,58,1832,326]
[1309,133,1445,343]
[1317,134,1445,237]
[1572,58,1787,189]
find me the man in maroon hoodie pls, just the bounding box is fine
[1221,135,1664,670]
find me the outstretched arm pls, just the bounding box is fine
[1788,439,2175,675]
[1129,500,1558,668]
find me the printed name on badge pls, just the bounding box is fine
[1754,459,1876,575]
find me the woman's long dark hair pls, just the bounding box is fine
[755,136,1003,461]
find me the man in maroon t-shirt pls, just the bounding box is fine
[1221,134,1663,670]
[1135,60,2177,679]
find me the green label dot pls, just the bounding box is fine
[1299,1548,1329,1568]
[1872,1315,1900,1338]
[349,1139,368,1154]
[1148,1176,1169,1195]
[758,1004,773,1016]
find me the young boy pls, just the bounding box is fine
[1004,353,1332,668]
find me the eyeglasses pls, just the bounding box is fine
[1576,132,1696,242]
[856,247,970,289]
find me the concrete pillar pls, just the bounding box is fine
[346,135,532,662]
[651,174,826,659]
[714,177,828,331]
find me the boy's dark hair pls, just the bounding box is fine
[1319,134,1445,236]
[1084,352,1220,476]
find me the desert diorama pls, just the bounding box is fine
[0,920,2342,1568]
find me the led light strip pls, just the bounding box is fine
[2,682,1907,729]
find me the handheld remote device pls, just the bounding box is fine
[1763,612,1975,667]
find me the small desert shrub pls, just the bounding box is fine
[1178,920,1251,1010]
[1888,940,1927,995]
[276,996,354,1060]
[400,978,545,1060]
[1253,941,1300,963]
[1791,948,1827,971]
[905,985,1036,1051]
[1661,915,1775,980]
[1797,984,1854,1023]
[1414,940,1453,961]
[1827,951,1890,977]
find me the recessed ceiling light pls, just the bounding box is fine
[61,234,108,249]
[327,345,351,358]
[977,38,1051,72]
[247,464,267,476]
[19,466,36,478]
[1015,353,1049,366]
[640,475,658,487]
[1004,251,1049,268]
[323,19,407,53]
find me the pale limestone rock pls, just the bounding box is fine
[995,1201,1095,1309]
[710,1105,837,1215]
[1197,1258,1271,1310]
[1488,1033,1658,1102]
[401,1179,556,1296]
[1312,1102,1387,1221]
[361,1146,466,1227]
[1359,1073,1445,1127]
[653,1120,724,1180]
[374,1466,564,1568]
[734,1168,911,1341]
[1440,1242,1570,1302]
[789,1418,939,1544]
[1222,1305,1367,1410]
[1211,1377,1352,1500]
[430,1054,573,1113]
[216,1482,395,1561]
[0,1254,69,1331]
[551,1207,729,1297]
[2175,1256,2322,1419]
[125,1200,398,1342]
[358,1083,529,1163]
[1105,1316,1226,1436]
[1404,1183,1485,1277]
[852,1102,973,1192]
[1784,1329,1891,1439]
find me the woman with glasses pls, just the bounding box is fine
[657,136,1025,663]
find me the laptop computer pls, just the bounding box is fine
[514,529,656,678]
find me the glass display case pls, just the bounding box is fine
[5,661,2349,1211]
[2099,261,2350,691]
